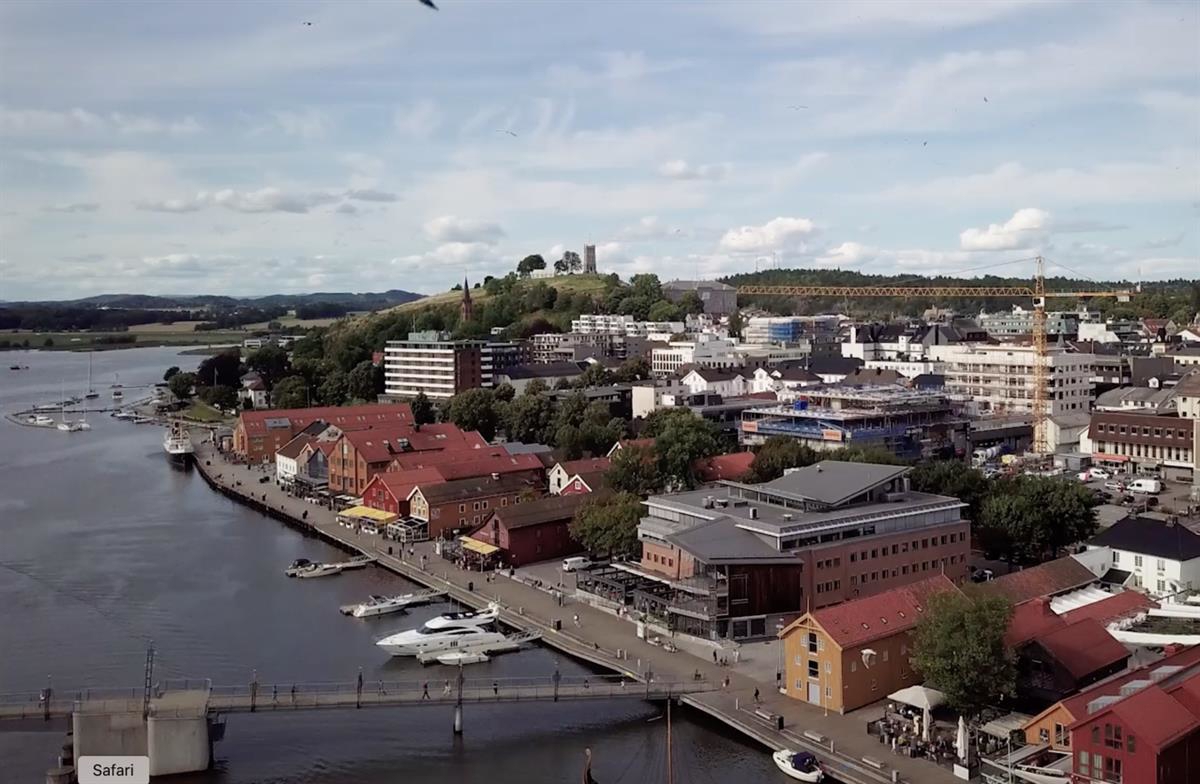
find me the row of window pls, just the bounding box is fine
[1096,422,1190,439]
[815,557,841,569]
[1098,440,1191,462]
[1077,750,1123,783]
[1111,552,1168,571]
[850,555,963,587]
[648,552,675,568]
[815,580,841,594]
[848,532,964,564]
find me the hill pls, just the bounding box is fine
[18,290,421,310]
[388,274,609,314]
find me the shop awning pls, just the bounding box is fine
[1094,453,1130,463]
[337,505,397,523]
[459,536,499,556]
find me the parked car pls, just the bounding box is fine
[561,556,593,572]
[1104,480,1125,493]
[1128,478,1163,495]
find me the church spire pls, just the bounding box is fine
[460,276,474,322]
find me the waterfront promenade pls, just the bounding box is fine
[192,443,958,784]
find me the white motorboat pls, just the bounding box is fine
[375,603,504,656]
[436,651,490,666]
[772,750,825,782]
[285,559,313,577]
[349,590,442,618]
[295,563,344,579]
[56,421,85,432]
[32,415,55,427]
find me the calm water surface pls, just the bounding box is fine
[0,348,775,783]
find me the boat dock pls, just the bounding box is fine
[331,555,375,570]
[338,588,444,616]
[416,630,543,664]
[190,443,956,784]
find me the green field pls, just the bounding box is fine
[1,330,248,351]
[183,400,231,423]
[387,273,611,315]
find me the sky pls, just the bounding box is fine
[0,0,1197,300]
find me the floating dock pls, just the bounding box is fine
[338,588,445,616]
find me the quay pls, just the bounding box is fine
[189,441,957,784]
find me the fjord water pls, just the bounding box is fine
[0,348,773,783]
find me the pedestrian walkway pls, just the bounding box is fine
[192,445,958,784]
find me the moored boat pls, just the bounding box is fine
[436,651,490,665]
[772,750,825,782]
[376,603,504,656]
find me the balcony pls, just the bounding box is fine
[668,593,723,620]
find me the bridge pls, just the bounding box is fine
[2,674,714,778]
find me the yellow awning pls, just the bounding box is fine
[338,505,397,523]
[459,536,499,556]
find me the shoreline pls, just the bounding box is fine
[189,442,952,784]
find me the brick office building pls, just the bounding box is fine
[232,403,412,463]
[409,474,543,539]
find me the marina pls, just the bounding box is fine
[339,588,445,617]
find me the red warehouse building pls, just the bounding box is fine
[467,493,592,566]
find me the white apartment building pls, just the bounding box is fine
[383,332,524,400]
[864,359,944,379]
[650,336,739,376]
[678,367,747,397]
[572,314,685,337]
[927,343,1095,417]
[1078,517,1200,597]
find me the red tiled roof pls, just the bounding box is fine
[1061,645,1200,721]
[1005,598,1067,647]
[1168,673,1200,720]
[1091,684,1199,750]
[560,457,611,476]
[389,445,505,471]
[342,423,486,463]
[435,452,544,481]
[1059,590,1156,627]
[975,557,1095,606]
[1033,618,1129,680]
[692,452,755,483]
[368,468,446,503]
[787,575,959,649]
[237,402,411,436]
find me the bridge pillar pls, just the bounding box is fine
[453,704,463,735]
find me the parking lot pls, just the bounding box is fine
[1078,468,1198,521]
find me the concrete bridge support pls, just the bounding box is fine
[147,715,211,775]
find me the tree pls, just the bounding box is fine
[271,375,310,409]
[554,257,569,274]
[746,437,818,483]
[727,311,743,339]
[978,475,1100,565]
[606,445,663,495]
[163,366,181,382]
[573,363,612,389]
[909,461,991,522]
[493,382,516,403]
[346,360,382,402]
[411,391,436,425]
[647,299,683,322]
[564,250,582,273]
[317,370,348,405]
[644,408,720,489]
[523,378,549,397]
[554,423,587,459]
[245,344,291,389]
[678,290,705,315]
[911,592,1016,718]
[569,492,643,558]
[629,273,662,300]
[612,356,650,382]
[199,384,238,410]
[517,254,546,277]
[168,372,197,401]
[502,393,555,444]
[445,388,500,441]
[197,351,242,388]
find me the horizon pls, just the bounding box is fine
[1,1,1197,300]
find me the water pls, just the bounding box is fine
[0,348,774,783]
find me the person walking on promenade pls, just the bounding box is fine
[492,681,499,696]
[443,680,452,697]
[573,613,580,628]
[712,650,718,664]
[753,688,760,704]
[421,682,430,701]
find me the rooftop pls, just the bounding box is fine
[784,574,959,649]
[500,362,585,380]
[413,473,538,504]
[238,402,411,436]
[1089,517,1200,562]
[692,452,755,483]
[974,556,1096,606]
[1033,617,1129,680]
[1058,645,1200,725]
[482,492,594,530]
[666,517,800,565]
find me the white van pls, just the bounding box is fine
[1128,478,1163,495]
[562,556,593,572]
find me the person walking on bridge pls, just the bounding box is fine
[421,682,430,701]
[443,680,451,697]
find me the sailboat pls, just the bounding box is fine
[84,353,99,399]
[57,381,84,432]
[111,372,123,401]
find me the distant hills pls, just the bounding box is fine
[6,290,422,310]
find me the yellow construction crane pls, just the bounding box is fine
[737,257,1134,455]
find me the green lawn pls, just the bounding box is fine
[183,400,230,422]
[387,273,612,314]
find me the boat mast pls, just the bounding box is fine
[666,697,673,784]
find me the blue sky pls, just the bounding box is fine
[1,0,1197,300]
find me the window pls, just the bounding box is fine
[1078,751,1091,779]
[1092,726,1100,744]
[882,650,889,663]
[850,553,857,563]
[458,503,466,513]
[1126,734,1135,752]
[1112,551,1120,564]
[1055,723,1067,746]
[1039,728,1050,743]
[1157,559,1166,572]
[1134,555,1143,568]
[824,661,831,673]
[1157,579,1166,593]
[808,660,819,678]
[850,660,857,672]
[1103,756,1122,783]
[807,633,818,653]
[825,685,832,698]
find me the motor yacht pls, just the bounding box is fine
[375,603,504,656]
[350,593,423,618]
[163,421,194,461]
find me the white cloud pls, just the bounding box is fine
[815,241,879,267]
[391,242,504,273]
[43,202,100,213]
[657,159,731,181]
[0,106,201,136]
[719,217,818,254]
[423,215,505,244]
[394,99,442,139]
[960,208,1050,251]
[136,188,343,214]
[547,51,689,91]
